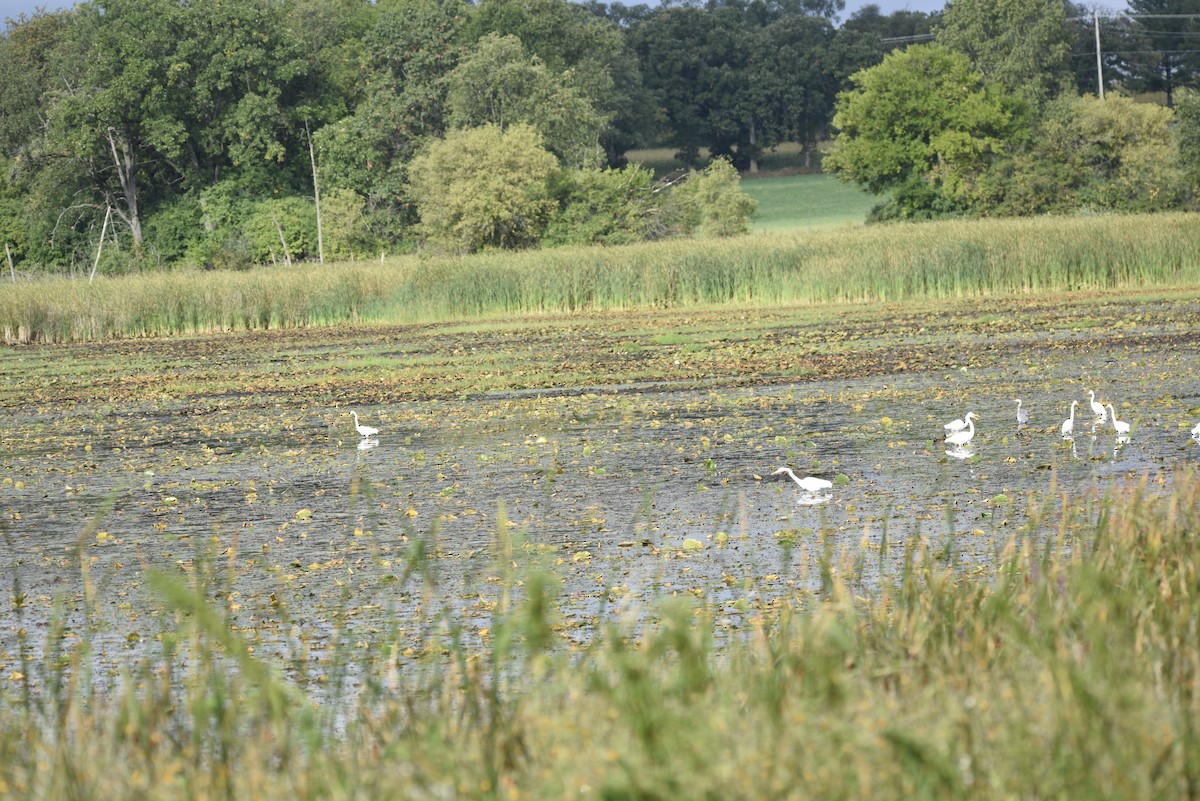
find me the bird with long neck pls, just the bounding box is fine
[945,412,977,448]
[1061,400,1078,438]
[350,411,379,438]
[1106,404,1130,436]
[772,467,832,493]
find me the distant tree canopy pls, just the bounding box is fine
[825,0,1200,220]
[824,44,1029,218]
[2,0,1200,271]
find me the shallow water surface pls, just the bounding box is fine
[3,303,1200,681]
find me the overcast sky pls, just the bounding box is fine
[4,0,953,29]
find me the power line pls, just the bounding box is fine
[1073,49,1200,56]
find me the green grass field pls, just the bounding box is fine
[627,143,876,232]
[741,172,877,232]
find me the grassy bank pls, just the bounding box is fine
[2,473,1198,799]
[741,173,877,231]
[4,212,1200,343]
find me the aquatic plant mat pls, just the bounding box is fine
[2,289,1200,798]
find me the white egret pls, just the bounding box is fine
[349,411,379,438]
[945,412,977,448]
[1061,400,1078,438]
[1106,404,1130,436]
[1193,421,1200,439]
[1087,390,1107,421]
[1014,399,1028,426]
[772,467,833,493]
[944,414,970,434]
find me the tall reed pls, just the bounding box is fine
[2,472,1198,799]
[4,213,1200,342]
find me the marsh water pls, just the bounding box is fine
[3,302,1200,683]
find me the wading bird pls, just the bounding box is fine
[1106,404,1130,436]
[772,467,833,493]
[944,413,971,434]
[1193,422,1200,440]
[1061,400,1079,438]
[1088,390,1107,421]
[945,412,977,448]
[1014,399,1028,426]
[349,411,379,438]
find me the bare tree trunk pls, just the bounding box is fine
[272,211,292,267]
[748,116,758,175]
[306,120,324,264]
[5,243,14,283]
[106,128,143,246]
[90,205,112,284]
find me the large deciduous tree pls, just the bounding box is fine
[444,33,609,167]
[49,0,190,247]
[754,14,839,169]
[937,0,1073,109]
[468,0,652,165]
[824,43,1028,218]
[315,0,467,236]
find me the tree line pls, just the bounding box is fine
[1,0,1199,273]
[827,0,1200,221]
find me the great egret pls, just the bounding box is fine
[1088,390,1107,421]
[1106,404,1130,436]
[944,414,970,434]
[349,411,379,438]
[1061,400,1078,438]
[1193,422,1200,439]
[945,412,977,448]
[1014,399,1028,426]
[772,467,833,493]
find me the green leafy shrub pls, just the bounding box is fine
[144,196,205,264]
[543,164,657,246]
[244,197,318,263]
[408,124,559,253]
[669,157,758,237]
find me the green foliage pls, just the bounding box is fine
[469,0,650,162]
[143,197,204,264]
[1173,88,1200,195]
[316,0,467,208]
[445,33,608,167]
[937,0,1074,109]
[320,188,370,261]
[408,124,559,252]
[0,197,24,265]
[543,164,657,246]
[315,90,419,214]
[669,157,758,237]
[245,197,319,264]
[1123,0,1200,108]
[753,15,840,164]
[825,44,1029,217]
[983,94,1184,215]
